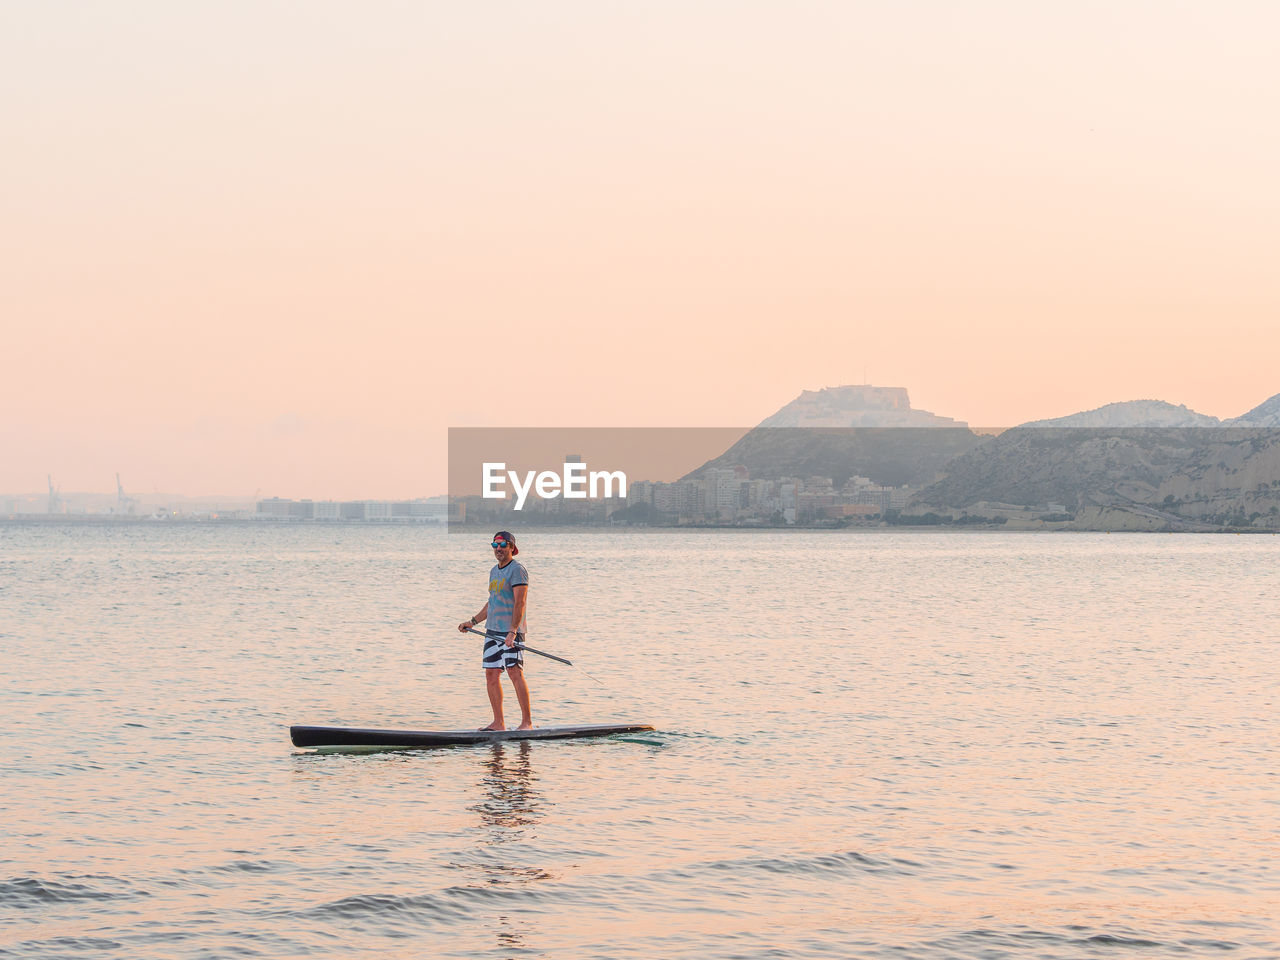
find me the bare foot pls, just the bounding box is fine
[515,721,534,731]
[479,722,505,731]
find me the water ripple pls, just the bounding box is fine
[2,526,1278,959]
[0,876,145,909]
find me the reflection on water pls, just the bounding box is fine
[471,740,543,845]
[469,741,550,955]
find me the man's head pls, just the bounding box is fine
[492,530,518,560]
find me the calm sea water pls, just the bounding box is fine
[2,523,1278,959]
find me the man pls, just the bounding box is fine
[457,530,532,731]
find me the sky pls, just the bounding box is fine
[3,2,1277,499]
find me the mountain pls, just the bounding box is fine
[759,385,967,428]
[1019,399,1220,428]
[1228,392,1280,427]
[683,426,984,488]
[682,384,1280,529]
[684,385,981,487]
[910,426,1280,529]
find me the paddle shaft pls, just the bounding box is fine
[462,626,606,686]
[464,626,573,666]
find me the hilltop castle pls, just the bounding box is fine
[758,385,967,429]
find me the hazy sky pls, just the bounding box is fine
[4,2,1277,498]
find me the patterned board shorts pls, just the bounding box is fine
[482,630,525,671]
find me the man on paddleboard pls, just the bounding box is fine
[457,531,532,731]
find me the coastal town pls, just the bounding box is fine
[458,468,918,527]
[9,385,1279,530]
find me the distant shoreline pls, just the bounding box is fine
[4,515,1275,534]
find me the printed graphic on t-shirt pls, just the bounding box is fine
[486,560,528,632]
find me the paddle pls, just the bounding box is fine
[461,626,606,686]
[462,626,573,666]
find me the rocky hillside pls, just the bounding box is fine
[686,385,1280,529]
[686,385,980,486]
[1019,399,1220,428]
[759,385,966,428]
[1229,392,1280,427]
[911,427,1280,529]
[684,426,984,488]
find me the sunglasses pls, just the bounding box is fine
[491,541,510,549]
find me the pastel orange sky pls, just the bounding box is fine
[3,3,1277,499]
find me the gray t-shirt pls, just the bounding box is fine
[486,560,529,633]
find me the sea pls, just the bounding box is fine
[2,523,1277,959]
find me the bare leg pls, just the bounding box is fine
[481,668,505,730]
[507,665,533,730]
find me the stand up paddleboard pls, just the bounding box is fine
[290,723,655,749]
